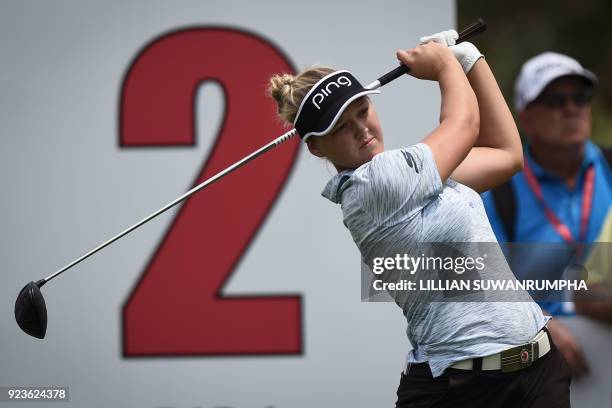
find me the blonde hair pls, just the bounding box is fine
[268,66,335,126]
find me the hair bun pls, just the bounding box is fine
[267,66,335,125]
[269,74,296,105]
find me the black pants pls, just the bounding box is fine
[395,334,571,408]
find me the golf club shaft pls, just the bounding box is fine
[43,19,486,284]
[365,18,487,90]
[43,129,296,282]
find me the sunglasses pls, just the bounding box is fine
[534,88,593,109]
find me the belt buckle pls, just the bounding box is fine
[500,341,540,373]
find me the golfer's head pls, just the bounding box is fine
[269,67,384,170]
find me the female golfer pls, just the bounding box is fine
[269,32,571,407]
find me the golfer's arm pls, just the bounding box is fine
[450,59,523,192]
[422,61,479,183]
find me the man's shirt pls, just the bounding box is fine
[482,141,612,315]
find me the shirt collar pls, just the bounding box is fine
[581,140,598,170]
[321,170,354,204]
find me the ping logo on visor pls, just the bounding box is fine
[312,75,353,109]
[293,70,380,142]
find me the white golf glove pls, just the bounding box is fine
[419,30,458,47]
[419,30,483,74]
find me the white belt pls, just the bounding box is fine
[450,329,551,373]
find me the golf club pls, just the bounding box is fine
[15,19,487,339]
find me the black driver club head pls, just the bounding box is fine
[15,279,47,339]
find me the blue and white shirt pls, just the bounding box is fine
[322,143,548,377]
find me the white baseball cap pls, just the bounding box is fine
[514,52,598,111]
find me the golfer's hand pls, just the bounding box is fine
[396,42,459,81]
[419,29,483,74]
[547,319,590,379]
[419,29,458,46]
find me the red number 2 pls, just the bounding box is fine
[120,28,302,356]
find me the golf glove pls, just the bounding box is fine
[420,30,458,47]
[419,30,483,74]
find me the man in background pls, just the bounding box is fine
[482,52,612,379]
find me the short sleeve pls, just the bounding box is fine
[358,143,443,221]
